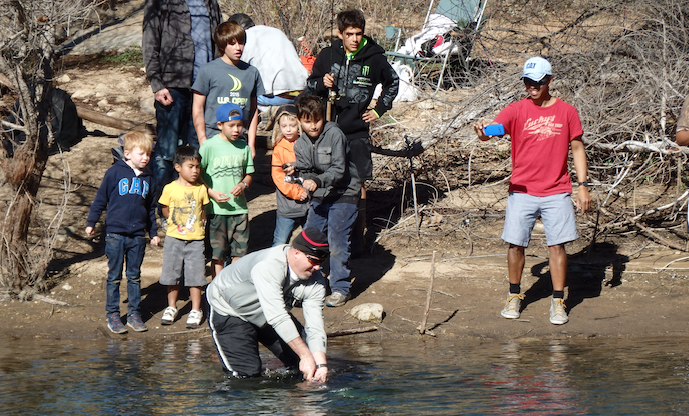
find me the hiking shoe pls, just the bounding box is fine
[550,298,569,325]
[127,313,148,332]
[186,309,203,329]
[161,306,178,325]
[107,312,127,334]
[326,292,351,307]
[500,293,524,319]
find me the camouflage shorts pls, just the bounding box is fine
[207,213,249,261]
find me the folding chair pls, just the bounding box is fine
[386,0,487,92]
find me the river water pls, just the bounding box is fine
[1,335,688,415]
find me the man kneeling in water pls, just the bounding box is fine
[207,228,329,381]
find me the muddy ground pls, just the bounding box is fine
[3,62,689,343]
[2,3,689,343]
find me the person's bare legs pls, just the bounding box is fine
[548,243,569,324]
[548,244,567,291]
[507,244,526,284]
[501,244,526,319]
[167,284,179,308]
[189,286,202,312]
[212,259,223,278]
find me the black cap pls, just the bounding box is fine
[292,228,329,259]
[228,13,255,29]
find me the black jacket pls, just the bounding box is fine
[142,0,223,93]
[307,36,399,140]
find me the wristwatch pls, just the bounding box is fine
[578,181,591,187]
[242,181,249,188]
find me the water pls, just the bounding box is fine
[1,336,688,415]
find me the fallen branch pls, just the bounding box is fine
[33,294,70,306]
[326,326,378,337]
[75,105,154,134]
[591,139,689,156]
[634,222,687,252]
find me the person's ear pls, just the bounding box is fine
[337,30,343,40]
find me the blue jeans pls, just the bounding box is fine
[272,215,306,247]
[104,233,147,316]
[305,200,358,295]
[152,88,193,209]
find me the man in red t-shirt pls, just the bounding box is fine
[474,56,592,325]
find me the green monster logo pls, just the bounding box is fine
[362,65,370,76]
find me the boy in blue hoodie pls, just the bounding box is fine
[86,131,160,334]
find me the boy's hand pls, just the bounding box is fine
[230,183,246,197]
[362,109,378,123]
[473,121,491,141]
[283,163,295,176]
[302,179,317,192]
[323,73,335,89]
[85,226,94,236]
[150,236,160,246]
[208,188,231,203]
[299,190,309,201]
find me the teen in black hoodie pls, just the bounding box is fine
[307,11,399,146]
[306,9,399,255]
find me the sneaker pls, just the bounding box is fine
[107,312,127,334]
[186,309,203,329]
[550,298,569,325]
[326,292,351,307]
[127,313,148,332]
[500,293,524,319]
[161,306,178,325]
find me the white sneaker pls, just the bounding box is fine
[500,293,524,319]
[161,306,178,325]
[549,298,569,325]
[186,309,203,329]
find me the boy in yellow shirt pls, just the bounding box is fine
[158,146,210,328]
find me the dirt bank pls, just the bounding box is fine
[3,116,689,342]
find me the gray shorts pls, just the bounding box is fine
[501,192,578,247]
[159,237,207,287]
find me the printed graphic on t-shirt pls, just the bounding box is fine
[171,195,197,235]
[522,115,563,141]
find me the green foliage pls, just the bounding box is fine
[101,47,143,67]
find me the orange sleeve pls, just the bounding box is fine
[272,140,306,201]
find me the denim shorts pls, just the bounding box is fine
[159,237,207,287]
[501,192,578,247]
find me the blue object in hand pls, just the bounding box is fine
[483,124,505,136]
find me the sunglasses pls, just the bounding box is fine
[523,77,549,87]
[304,253,326,266]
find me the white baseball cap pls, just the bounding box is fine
[521,57,552,82]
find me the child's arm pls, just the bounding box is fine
[272,147,307,201]
[192,92,208,146]
[161,205,169,219]
[85,171,113,236]
[367,59,399,122]
[247,95,258,159]
[230,174,252,197]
